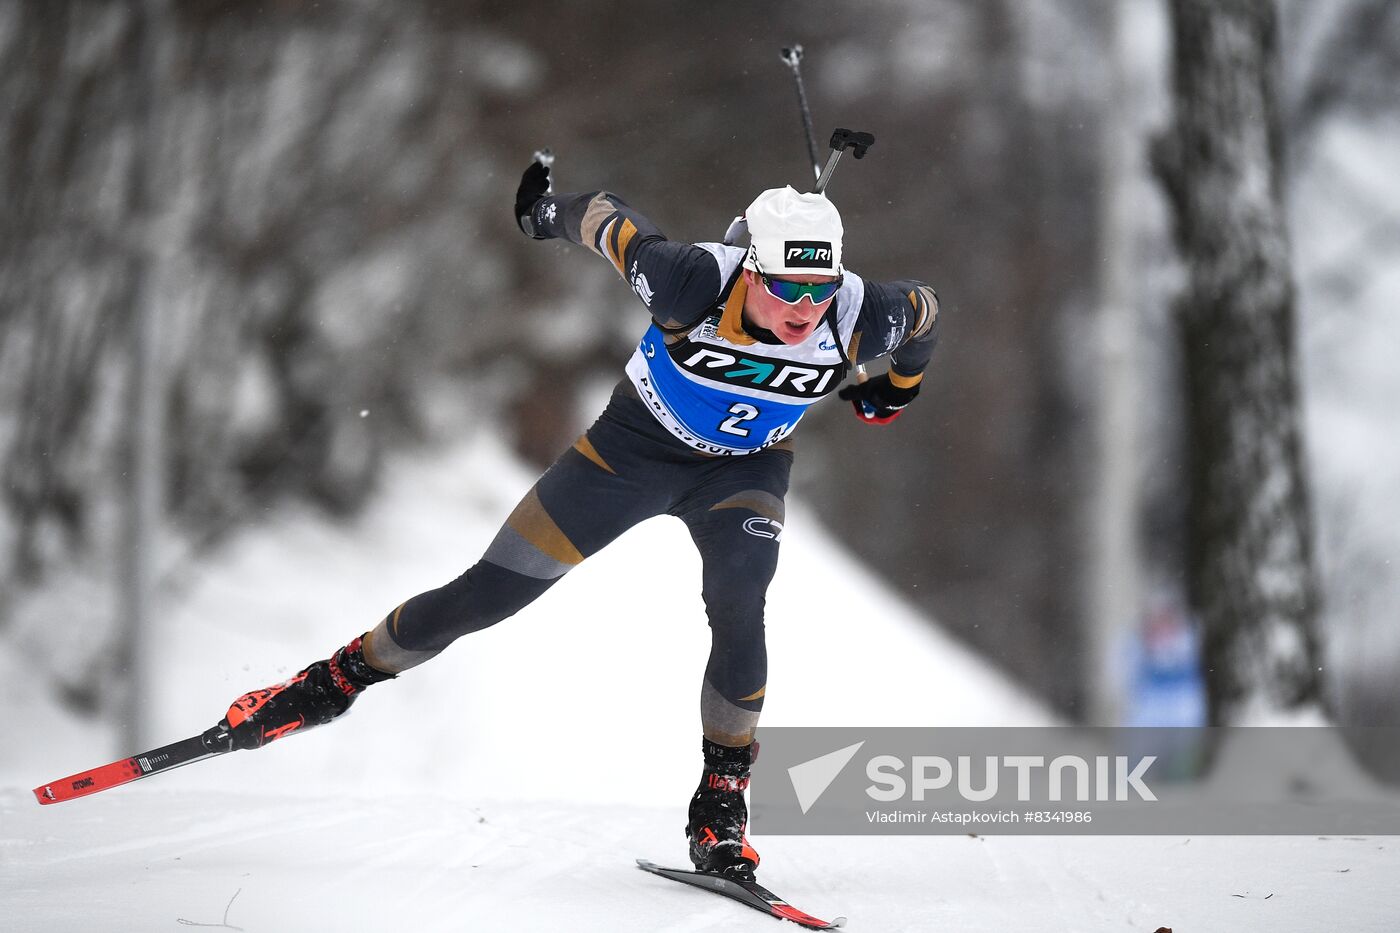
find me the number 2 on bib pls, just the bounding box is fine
[719,402,760,437]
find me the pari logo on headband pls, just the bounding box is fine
[743,186,843,274]
[784,241,834,269]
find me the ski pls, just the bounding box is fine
[635,859,845,929]
[33,725,232,806]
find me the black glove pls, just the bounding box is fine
[836,372,921,424]
[515,152,553,239]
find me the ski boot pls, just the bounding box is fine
[219,634,395,750]
[686,738,760,880]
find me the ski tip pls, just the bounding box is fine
[773,903,847,929]
[32,784,57,806]
[635,859,659,871]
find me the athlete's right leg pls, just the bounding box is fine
[366,422,669,672]
[221,390,676,747]
[677,446,792,878]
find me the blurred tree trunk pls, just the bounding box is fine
[1153,0,1325,723]
[116,0,167,753]
[1088,0,1141,727]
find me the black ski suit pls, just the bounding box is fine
[368,190,940,746]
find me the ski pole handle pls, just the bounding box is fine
[813,129,876,195]
[854,365,877,419]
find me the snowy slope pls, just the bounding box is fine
[3,430,1395,931]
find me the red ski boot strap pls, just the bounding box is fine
[705,772,751,793]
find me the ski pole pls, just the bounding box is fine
[780,44,876,196]
[724,46,876,243]
[780,45,822,182]
[811,128,876,389]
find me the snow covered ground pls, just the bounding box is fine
[3,430,1396,931]
[3,787,1392,932]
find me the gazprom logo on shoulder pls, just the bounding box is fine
[783,240,834,269]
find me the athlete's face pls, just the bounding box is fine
[741,268,839,345]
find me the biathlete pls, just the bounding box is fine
[215,156,940,881]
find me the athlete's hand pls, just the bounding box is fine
[515,150,553,239]
[837,372,920,425]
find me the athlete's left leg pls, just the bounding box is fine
[676,445,793,877]
[677,446,794,747]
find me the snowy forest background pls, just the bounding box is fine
[2,0,1399,738]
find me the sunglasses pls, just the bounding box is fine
[757,270,843,305]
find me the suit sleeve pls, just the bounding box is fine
[526,190,723,331]
[851,280,941,387]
